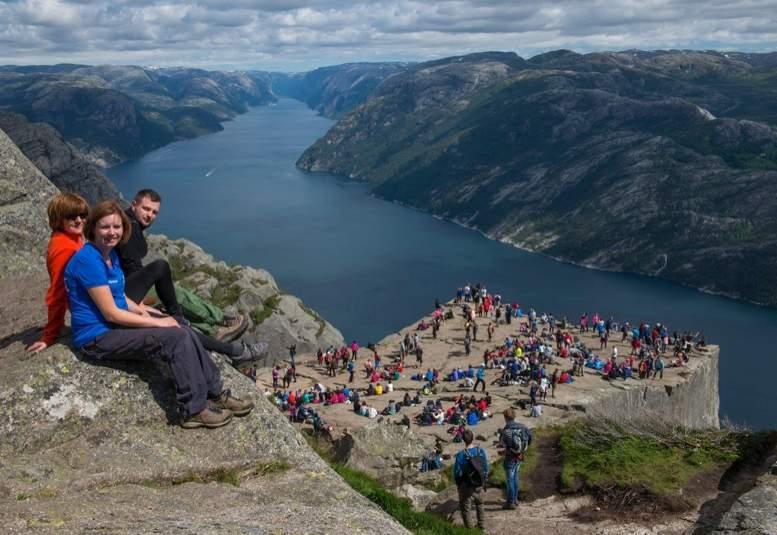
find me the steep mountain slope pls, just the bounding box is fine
[0,65,275,166]
[0,112,119,203]
[0,128,59,277]
[298,51,777,305]
[270,62,407,118]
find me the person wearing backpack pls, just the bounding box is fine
[498,407,531,509]
[453,429,488,529]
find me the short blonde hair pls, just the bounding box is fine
[84,200,131,246]
[47,193,89,232]
[503,407,516,421]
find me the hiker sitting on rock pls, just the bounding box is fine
[117,189,267,364]
[27,193,89,354]
[65,200,253,429]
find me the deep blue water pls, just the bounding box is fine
[109,98,777,430]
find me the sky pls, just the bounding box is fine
[1,0,776,71]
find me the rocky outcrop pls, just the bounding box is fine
[0,291,404,534]
[713,472,777,534]
[146,234,343,367]
[0,127,59,277]
[0,112,120,203]
[332,422,445,490]
[583,346,720,429]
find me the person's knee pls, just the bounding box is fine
[157,326,191,348]
[147,258,172,280]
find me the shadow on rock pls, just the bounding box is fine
[79,352,181,425]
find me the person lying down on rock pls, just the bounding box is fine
[64,200,253,429]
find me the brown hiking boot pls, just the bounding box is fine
[215,313,248,342]
[181,406,233,429]
[211,389,254,417]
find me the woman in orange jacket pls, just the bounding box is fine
[26,193,89,353]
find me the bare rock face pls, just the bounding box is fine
[0,127,59,278]
[0,273,404,534]
[397,483,439,512]
[333,422,439,489]
[0,112,120,204]
[146,234,344,367]
[713,473,777,534]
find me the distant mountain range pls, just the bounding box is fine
[296,50,777,306]
[3,51,777,306]
[270,62,407,118]
[0,111,119,204]
[0,64,275,166]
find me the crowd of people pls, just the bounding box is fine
[259,279,703,520]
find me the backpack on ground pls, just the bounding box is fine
[505,424,532,456]
[462,448,487,487]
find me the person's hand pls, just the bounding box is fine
[26,340,48,353]
[157,316,181,328]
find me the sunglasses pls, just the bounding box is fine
[65,212,89,221]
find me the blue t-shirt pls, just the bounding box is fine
[64,243,128,348]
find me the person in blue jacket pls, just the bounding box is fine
[473,364,486,392]
[454,429,488,529]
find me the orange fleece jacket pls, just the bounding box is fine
[40,231,83,346]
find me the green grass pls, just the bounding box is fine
[306,436,480,535]
[140,461,289,489]
[250,295,282,326]
[557,420,739,496]
[486,426,542,493]
[301,303,327,338]
[332,464,480,535]
[210,283,241,308]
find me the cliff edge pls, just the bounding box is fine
[0,128,404,533]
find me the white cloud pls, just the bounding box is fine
[0,0,775,70]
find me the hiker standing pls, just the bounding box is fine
[454,429,488,530]
[473,364,486,392]
[498,408,532,509]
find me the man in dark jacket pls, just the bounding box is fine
[118,189,266,363]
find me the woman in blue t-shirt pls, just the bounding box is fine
[64,200,253,429]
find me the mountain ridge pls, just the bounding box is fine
[297,50,777,306]
[0,64,276,167]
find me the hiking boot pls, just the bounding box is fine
[211,389,254,417]
[215,313,248,342]
[502,503,517,510]
[229,341,269,364]
[181,406,233,429]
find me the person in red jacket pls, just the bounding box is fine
[27,193,89,353]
